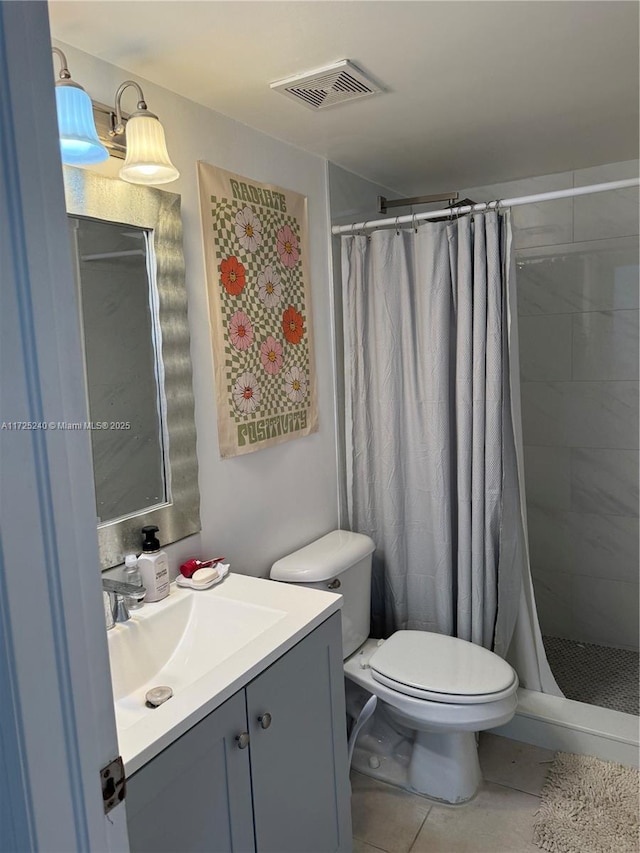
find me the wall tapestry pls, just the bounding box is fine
[198,162,318,457]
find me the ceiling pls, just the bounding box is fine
[48,1,639,194]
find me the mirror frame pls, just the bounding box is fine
[64,166,201,569]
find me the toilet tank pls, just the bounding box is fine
[270,530,375,659]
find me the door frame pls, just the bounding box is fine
[0,2,128,849]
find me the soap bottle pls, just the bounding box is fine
[137,525,170,602]
[124,553,144,610]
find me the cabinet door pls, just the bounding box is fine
[247,612,352,853]
[126,691,255,853]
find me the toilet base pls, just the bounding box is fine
[352,729,482,804]
[409,730,481,803]
[351,731,413,791]
[348,696,483,804]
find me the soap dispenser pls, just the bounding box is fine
[137,525,170,602]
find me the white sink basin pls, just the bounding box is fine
[106,573,342,774]
[108,590,286,708]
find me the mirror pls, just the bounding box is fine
[64,167,200,569]
[69,216,167,522]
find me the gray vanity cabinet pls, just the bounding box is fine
[125,612,352,853]
[125,689,255,852]
[247,612,351,852]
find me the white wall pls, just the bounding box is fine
[462,161,639,650]
[55,42,340,577]
[328,162,402,227]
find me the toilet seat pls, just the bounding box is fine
[368,630,518,705]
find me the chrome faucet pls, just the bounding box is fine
[102,578,146,629]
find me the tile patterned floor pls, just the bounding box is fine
[543,635,639,715]
[351,733,556,853]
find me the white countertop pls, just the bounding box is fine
[108,574,342,775]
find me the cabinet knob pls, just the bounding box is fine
[236,732,250,749]
[258,712,272,730]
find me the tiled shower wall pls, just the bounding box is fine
[463,161,639,651]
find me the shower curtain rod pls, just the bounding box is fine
[331,177,640,235]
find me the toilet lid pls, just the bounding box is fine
[369,631,516,702]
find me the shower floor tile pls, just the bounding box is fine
[543,635,639,715]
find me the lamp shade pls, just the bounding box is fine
[119,113,179,185]
[55,84,108,166]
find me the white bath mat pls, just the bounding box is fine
[533,752,639,853]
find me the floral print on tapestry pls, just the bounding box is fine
[198,162,318,457]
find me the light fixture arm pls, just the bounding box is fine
[112,81,157,136]
[52,46,72,82]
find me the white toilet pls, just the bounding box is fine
[270,530,518,804]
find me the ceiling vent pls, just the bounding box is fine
[270,60,382,111]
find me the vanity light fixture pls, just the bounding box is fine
[109,81,179,185]
[51,47,109,166]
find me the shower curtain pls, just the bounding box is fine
[342,211,560,692]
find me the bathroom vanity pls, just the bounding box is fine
[107,575,351,853]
